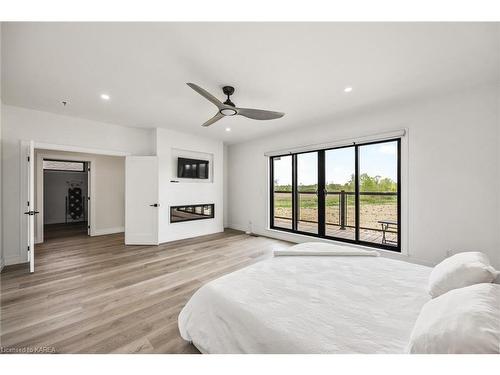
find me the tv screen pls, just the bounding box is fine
[177,157,209,179]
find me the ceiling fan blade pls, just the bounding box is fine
[187,83,224,109]
[202,112,224,127]
[236,108,285,120]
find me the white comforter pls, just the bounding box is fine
[273,242,380,257]
[178,247,431,353]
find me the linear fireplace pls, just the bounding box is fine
[170,204,215,223]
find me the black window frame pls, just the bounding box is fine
[270,138,401,252]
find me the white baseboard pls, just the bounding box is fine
[92,227,124,236]
[227,223,247,232]
[4,255,26,267]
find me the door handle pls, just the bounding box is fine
[23,210,40,215]
[149,203,160,207]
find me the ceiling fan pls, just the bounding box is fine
[187,83,285,127]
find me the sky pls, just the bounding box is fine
[273,141,397,186]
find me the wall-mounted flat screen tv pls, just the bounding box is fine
[177,157,209,179]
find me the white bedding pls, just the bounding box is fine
[178,251,431,354]
[273,242,380,257]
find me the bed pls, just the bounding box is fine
[178,243,432,354]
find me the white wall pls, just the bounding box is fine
[0,22,3,270]
[227,83,500,268]
[156,128,224,243]
[2,104,154,265]
[93,155,125,233]
[223,143,229,228]
[43,170,88,224]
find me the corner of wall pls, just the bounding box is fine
[152,127,159,156]
[223,143,228,228]
[0,21,4,272]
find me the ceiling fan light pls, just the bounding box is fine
[220,108,237,116]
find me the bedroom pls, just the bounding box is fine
[1,1,499,374]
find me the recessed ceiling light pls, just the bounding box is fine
[225,127,231,132]
[344,87,353,93]
[100,94,110,100]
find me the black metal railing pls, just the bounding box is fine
[273,190,397,233]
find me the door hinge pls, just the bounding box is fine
[27,156,30,162]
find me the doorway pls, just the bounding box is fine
[21,141,137,273]
[42,159,90,240]
[34,150,97,245]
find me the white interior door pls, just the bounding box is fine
[125,156,159,245]
[24,140,36,272]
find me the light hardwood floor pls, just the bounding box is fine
[0,229,292,353]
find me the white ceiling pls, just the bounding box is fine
[2,22,499,144]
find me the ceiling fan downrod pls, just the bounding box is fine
[222,86,236,107]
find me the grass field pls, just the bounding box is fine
[274,192,397,230]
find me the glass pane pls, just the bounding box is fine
[170,204,214,223]
[325,147,355,240]
[359,141,398,246]
[273,156,292,229]
[297,152,318,234]
[43,160,85,171]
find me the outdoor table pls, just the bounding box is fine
[377,219,398,245]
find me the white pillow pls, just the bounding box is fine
[428,252,498,298]
[407,283,500,354]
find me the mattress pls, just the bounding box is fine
[178,252,431,353]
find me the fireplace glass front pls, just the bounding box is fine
[170,204,214,223]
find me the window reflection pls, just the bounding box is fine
[170,204,214,223]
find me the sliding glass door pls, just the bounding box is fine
[358,141,399,246]
[271,155,293,230]
[297,152,318,234]
[270,138,401,251]
[324,147,356,241]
